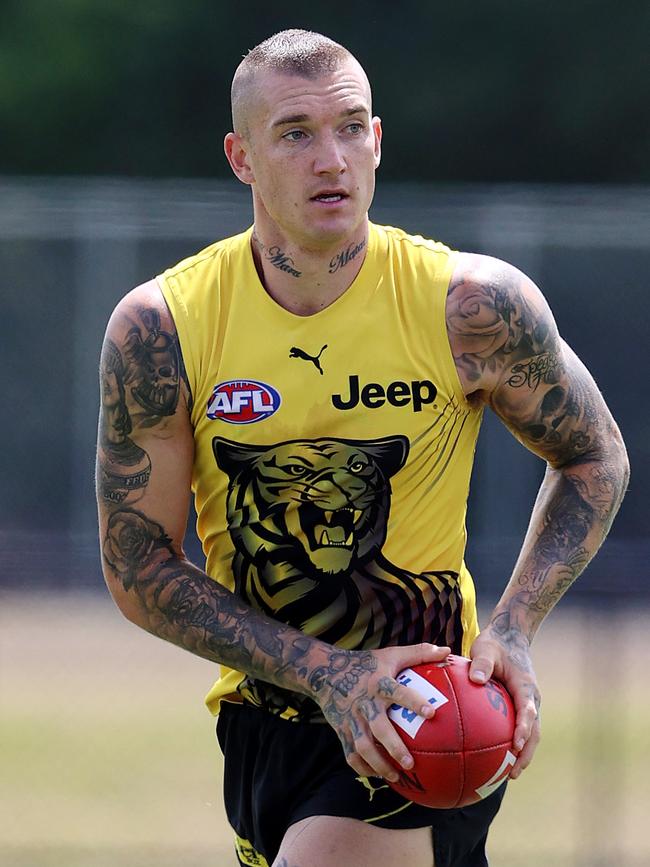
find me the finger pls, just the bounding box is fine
[469,653,495,684]
[389,680,439,720]
[512,692,540,752]
[345,749,381,781]
[353,734,401,781]
[368,714,416,773]
[510,718,541,779]
[340,728,383,779]
[393,643,451,670]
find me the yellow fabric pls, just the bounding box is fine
[158,223,482,717]
[233,834,269,866]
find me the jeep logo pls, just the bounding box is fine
[332,375,437,412]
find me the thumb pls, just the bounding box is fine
[469,653,494,684]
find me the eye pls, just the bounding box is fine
[283,129,307,142]
[349,460,367,473]
[346,122,364,135]
[283,464,308,476]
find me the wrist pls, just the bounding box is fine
[272,634,335,699]
[484,606,535,648]
[299,642,376,704]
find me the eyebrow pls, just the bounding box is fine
[271,106,368,129]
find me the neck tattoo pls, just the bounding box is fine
[329,238,367,274]
[253,232,301,278]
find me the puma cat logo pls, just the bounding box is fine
[289,344,328,375]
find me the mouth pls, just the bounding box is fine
[299,503,363,549]
[310,190,349,205]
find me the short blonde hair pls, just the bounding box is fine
[231,29,359,135]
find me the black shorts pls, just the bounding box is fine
[216,701,507,867]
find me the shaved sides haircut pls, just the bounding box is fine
[231,29,368,136]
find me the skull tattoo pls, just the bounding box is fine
[124,309,181,418]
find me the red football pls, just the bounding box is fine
[387,655,516,809]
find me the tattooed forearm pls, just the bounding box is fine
[101,507,350,699]
[252,232,301,278]
[101,505,395,737]
[488,454,627,644]
[329,238,366,274]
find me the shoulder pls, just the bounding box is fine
[373,222,455,260]
[106,279,175,341]
[445,251,559,398]
[159,230,252,284]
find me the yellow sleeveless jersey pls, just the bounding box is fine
[158,222,484,720]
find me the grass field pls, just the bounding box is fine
[1,591,648,867]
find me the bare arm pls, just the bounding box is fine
[97,280,448,781]
[446,253,629,771]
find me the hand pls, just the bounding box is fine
[308,643,451,781]
[469,625,541,779]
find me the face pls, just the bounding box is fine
[226,59,382,250]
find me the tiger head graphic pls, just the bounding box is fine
[212,435,409,577]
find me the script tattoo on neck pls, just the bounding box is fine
[253,232,301,278]
[329,238,366,274]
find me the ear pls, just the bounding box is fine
[224,132,255,185]
[213,437,267,480]
[372,116,382,169]
[342,435,409,479]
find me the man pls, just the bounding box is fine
[96,29,629,867]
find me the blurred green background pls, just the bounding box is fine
[2,0,649,182]
[1,3,648,866]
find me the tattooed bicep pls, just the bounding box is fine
[446,254,616,467]
[491,337,616,467]
[446,254,560,392]
[100,283,191,427]
[97,282,194,514]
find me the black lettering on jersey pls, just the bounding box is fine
[332,375,437,412]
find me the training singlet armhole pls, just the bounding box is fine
[427,246,474,410]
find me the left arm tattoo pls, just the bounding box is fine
[447,255,629,647]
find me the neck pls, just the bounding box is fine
[250,221,369,316]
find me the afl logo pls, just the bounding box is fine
[207,380,281,424]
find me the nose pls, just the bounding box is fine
[313,132,346,176]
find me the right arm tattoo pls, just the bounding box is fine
[100,505,381,707]
[97,299,376,704]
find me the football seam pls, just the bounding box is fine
[406,741,513,756]
[444,663,466,803]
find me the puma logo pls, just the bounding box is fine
[356,776,390,802]
[289,344,328,375]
